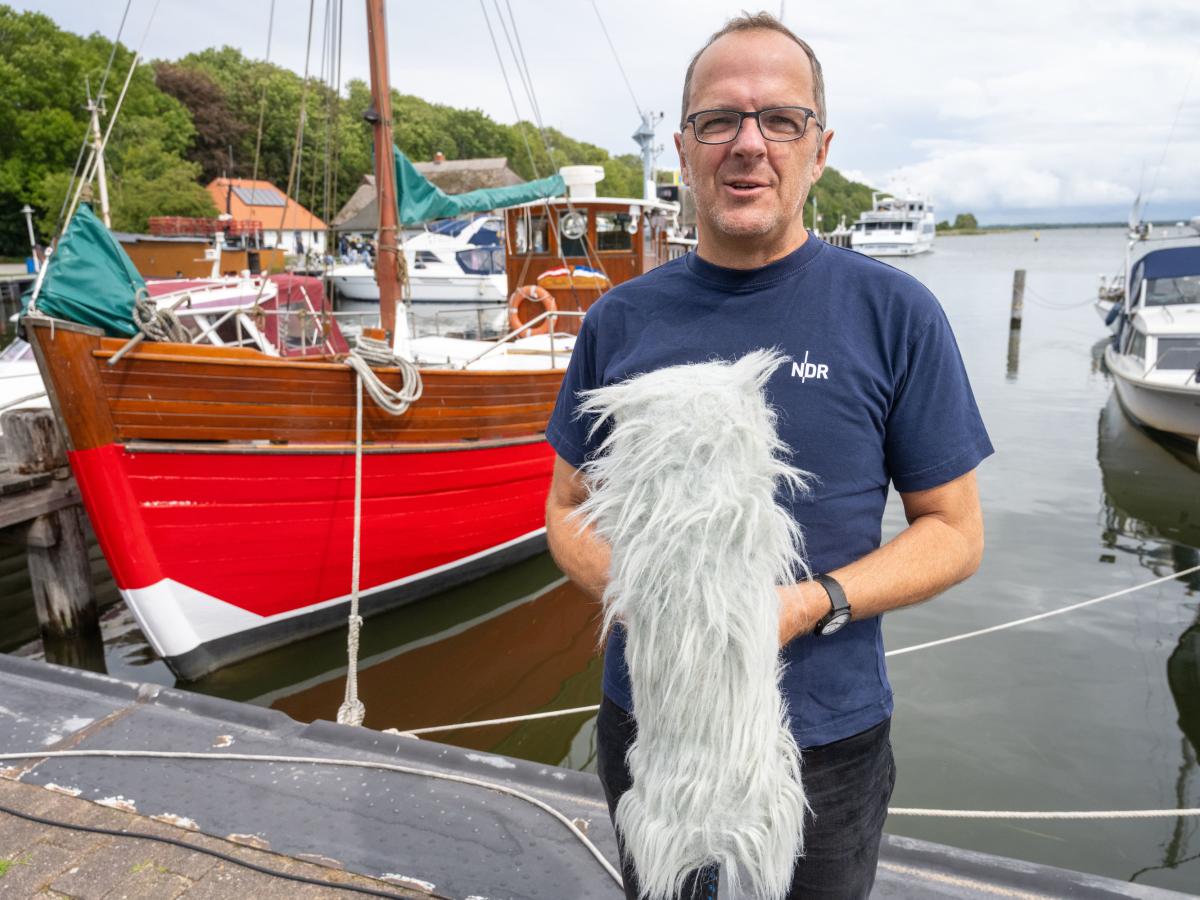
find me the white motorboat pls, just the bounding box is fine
[330,215,507,307]
[849,192,936,257]
[1103,219,1200,442]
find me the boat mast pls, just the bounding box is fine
[85,82,112,228]
[365,0,400,339]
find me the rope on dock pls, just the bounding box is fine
[0,748,624,887]
[888,808,1200,820]
[395,563,1200,735]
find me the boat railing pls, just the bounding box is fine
[457,310,587,370]
[428,304,505,340]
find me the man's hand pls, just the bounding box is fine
[545,454,611,603]
[777,580,825,646]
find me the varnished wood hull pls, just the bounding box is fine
[24,318,564,679]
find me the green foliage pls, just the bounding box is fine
[0,8,878,256]
[108,147,217,234]
[952,212,979,230]
[808,166,875,231]
[0,4,196,254]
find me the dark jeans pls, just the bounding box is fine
[596,697,896,899]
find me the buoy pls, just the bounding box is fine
[507,285,557,336]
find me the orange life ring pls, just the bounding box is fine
[507,285,557,335]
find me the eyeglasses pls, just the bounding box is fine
[684,107,823,144]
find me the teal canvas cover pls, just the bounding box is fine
[394,146,564,225]
[23,204,142,337]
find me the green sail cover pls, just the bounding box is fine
[394,146,564,225]
[23,203,141,338]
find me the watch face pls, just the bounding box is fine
[821,612,851,636]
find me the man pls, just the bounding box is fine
[545,13,992,899]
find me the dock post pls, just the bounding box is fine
[1006,269,1025,380]
[2,409,98,641]
[1010,269,1025,329]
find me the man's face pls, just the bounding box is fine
[675,30,832,258]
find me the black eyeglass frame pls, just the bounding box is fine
[683,106,824,144]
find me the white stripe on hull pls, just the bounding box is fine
[123,527,549,660]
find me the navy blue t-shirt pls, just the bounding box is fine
[546,235,993,748]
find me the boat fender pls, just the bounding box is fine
[507,285,557,336]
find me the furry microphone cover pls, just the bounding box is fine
[574,350,811,900]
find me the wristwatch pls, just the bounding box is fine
[813,574,851,636]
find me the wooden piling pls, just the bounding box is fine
[0,409,97,640]
[1010,269,1026,329]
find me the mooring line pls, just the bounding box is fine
[888,807,1200,820]
[883,563,1200,658]
[399,563,1200,735]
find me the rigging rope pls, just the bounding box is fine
[249,0,277,188]
[588,0,642,116]
[55,0,135,237]
[62,0,163,235]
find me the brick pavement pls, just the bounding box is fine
[0,778,430,899]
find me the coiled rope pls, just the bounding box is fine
[336,334,423,727]
[132,293,188,344]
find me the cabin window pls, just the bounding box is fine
[413,250,440,268]
[456,247,504,275]
[596,212,634,251]
[1156,337,1200,370]
[515,215,549,254]
[1126,329,1146,360]
[1144,275,1200,308]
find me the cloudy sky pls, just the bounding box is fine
[18,0,1200,224]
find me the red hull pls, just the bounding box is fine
[69,440,555,675]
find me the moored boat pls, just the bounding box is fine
[1104,219,1200,443]
[849,191,936,257]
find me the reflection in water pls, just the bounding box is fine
[182,553,605,768]
[1098,394,1200,880]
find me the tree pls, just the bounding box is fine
[154,62,248,183]
[952,212,979,230]
[107,138,217,233]
[0,6,197,254]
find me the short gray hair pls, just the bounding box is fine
[680,12,826,129]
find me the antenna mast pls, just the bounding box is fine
[632,111,662,203]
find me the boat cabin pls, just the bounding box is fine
[503,166,683,332]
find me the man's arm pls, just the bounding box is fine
[545,454,611,602]
[778,470,984,644]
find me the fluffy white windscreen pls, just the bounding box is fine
[573,350,811,900]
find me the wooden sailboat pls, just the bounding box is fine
[24,0,679,680]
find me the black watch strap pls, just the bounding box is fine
[813,574,851,635]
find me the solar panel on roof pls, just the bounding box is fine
[232,186,286,207]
